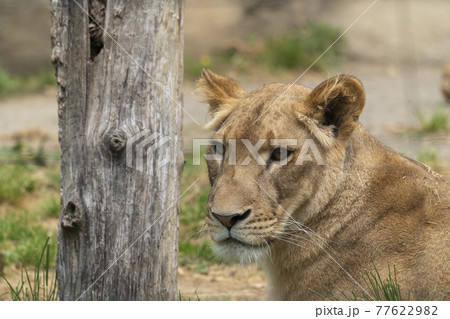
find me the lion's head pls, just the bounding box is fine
[196,69,365,264]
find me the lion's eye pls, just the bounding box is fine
[269,147,293,163]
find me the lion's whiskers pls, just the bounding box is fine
[272,220,331,251]
[256,234,275,266]
[184,222,207,242]
[281,223,336,253]
[285,215,329,244]
[270,235,309,250]
[269,226,374,301]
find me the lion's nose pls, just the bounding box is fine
[211,209,251,230]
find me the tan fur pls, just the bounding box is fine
[195,69,245,131]
[197,69,450,300]
[442,63,450,102]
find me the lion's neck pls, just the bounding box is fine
[297,124,405,224]
[264,124,422,300]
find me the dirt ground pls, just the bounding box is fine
[177,264,267,301]
[0,264,267,301]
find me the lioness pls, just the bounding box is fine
[197,69,449,300]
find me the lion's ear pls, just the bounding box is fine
[196,68,246,130]
[300,75,365,145]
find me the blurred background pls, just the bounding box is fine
[0,0,449,300]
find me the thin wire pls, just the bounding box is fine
[76,178,199,301]
[251,0,380,125]
[251,177,375,301]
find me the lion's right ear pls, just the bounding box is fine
[196,68,246,130]
[298,75,365,147]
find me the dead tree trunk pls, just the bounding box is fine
[51,0,184,300]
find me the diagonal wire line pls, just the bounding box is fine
[76,178,200,301]
[71,0,200,126]
[250,177,375,301]
[252,0,380,125]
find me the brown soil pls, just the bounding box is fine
[0,264,266,301]
[178,264,267,301]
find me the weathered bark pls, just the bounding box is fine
[51,0,184,300]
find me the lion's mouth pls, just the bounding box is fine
[212,236,272,264]
[218,237,271,248]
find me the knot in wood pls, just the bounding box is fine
[61,201,83,230]
[109,130,127,153]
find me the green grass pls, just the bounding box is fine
[260,23,345,72]
[0,143,60,167]
[0,145,59,271]
[180,184,209,237]
[359,262,445,301]
[179,154,210,240]
[310,261,404,301]
[262,23,344,71]
[178,241,216,274]
[0,210,57,266]
[0,141,61,205]
[45,165,61,187]
[361,263,402,301]
[184,23,345,78]
[178,290,201,301]
[178,154,219,273]
[418,109,448,133]
[184,55,213,79]
[0,165,36,204]
[37,196,61,219]
[1,237,58,301]
[0,68,56,99]
[311,260,445,301]
[417,147,440,170]
[215,46,249,73]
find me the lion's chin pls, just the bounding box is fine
[212,238,268,265]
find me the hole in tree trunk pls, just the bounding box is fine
[88,0,106,60]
